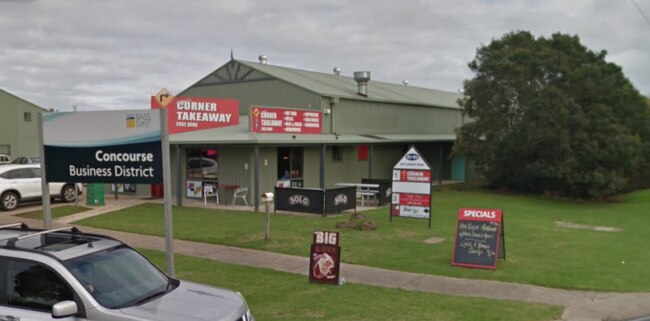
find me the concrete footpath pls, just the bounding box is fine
[2,199,649,321]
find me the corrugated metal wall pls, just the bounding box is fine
[0,91,44,158]
[333,100,462,135]
[258,146,278,196]
[218,145,253,203]
[182,79,323,116]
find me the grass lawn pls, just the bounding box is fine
[140,249,562,321]
[76,186,650,292]
[16,205,90,220]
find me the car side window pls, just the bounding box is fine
[1,169,23,179]
[4,259,73,311]
[0,170,11,179]
[29,168,42,178]
[9,169,32,179]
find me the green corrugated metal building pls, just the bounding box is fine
[149,58,471,209]
[0,88,47,160]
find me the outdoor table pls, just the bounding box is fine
[335,183,380,206]
[218,184,239,206]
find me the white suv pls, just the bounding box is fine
[0,154,10,164]
[0,164,82,211]
[0,223,254,320]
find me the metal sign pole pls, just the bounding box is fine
[37,112,52,229]
[264,201,271,241]
[160,109,175,277]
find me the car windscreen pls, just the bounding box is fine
[63,245,172,309]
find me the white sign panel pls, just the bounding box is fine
[392,181,431,194]
[390,146,432,223]
[398,205,430,218]
[393,147,431,170]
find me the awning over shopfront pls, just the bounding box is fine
[169,116,456,145]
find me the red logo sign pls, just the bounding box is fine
[398,170,431,183]
[152,96,239,134]
[457,208,502,222]
[251,106,322,134]
[393,193,430,207]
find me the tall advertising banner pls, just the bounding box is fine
[43,110,162,184]
[390,146,432,228]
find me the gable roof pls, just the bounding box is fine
[0,88,48,112]
[188,59,462,109]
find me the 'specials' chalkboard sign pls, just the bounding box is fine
[451,208,505,270]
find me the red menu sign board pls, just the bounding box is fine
[451,208,506,270]
[251,106,322,134]
[151,95,239,134]
[309,230,341,285]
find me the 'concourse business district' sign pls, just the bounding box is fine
[43,110,163,184]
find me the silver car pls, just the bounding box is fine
[0,223,254,321]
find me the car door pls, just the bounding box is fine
[0,257,84,321]
[2,168,39,200]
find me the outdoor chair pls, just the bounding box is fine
[232,187,249,206]
[204,184,219,205]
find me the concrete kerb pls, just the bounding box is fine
[2,199,650,321]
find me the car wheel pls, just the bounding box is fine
[61,185,77,202]
[1,191,19,211]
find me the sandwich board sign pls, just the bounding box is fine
[390,146,432,228]
[309,230,341,285]
[451,208,506,270]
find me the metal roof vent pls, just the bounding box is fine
[333,67,341,75]
[402,80,409,86]
[353,71,371,97]
[258,55,267,65]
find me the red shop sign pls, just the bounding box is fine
[251,106,322,134]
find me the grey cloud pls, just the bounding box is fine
[0,0,648,112]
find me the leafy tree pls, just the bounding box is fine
[454,31,650,198]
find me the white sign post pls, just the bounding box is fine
[390,146,432,228]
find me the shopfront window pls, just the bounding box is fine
[186,147,219,180]
[277,147,303,187]
[185,147,219,198]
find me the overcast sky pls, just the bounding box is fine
[1,0,648,111]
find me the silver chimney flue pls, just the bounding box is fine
[353,71,371,97]
[258,55,267,64]
[333,67,341,75]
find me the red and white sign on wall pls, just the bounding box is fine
[251,106,322,134]
[151,90,239,134]
[390,146,433,227]
[309,230,341,285]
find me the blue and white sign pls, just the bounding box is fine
[394,147,431,170]
[43,110,163,184]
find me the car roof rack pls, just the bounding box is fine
[5,226,80,248]
[0,223,29,230]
